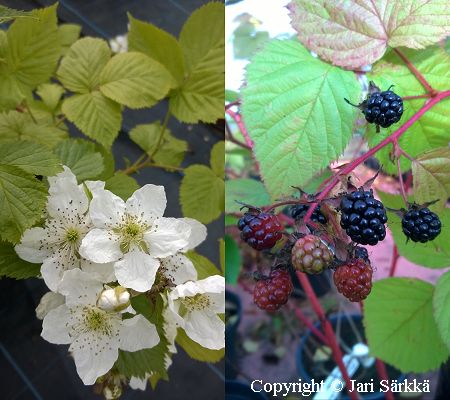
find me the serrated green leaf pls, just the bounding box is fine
[412,147,450,211]
[36,83,64,111]
[0,141,62,176]
[58,24,81,55]
[100,52,173,109]
[176,328,224,363]
[5,4,60,88]
[62,91,122,148]
[0,240,40,279]
[169,3,224,123]
[0,164,47,243]
[224,235,241,286]
[128,14,184,84]
[433,270,450,351]
[365,277,449,373]
[225,179,270,213]
[54,139,104,181]
[185,251,221,280]
[129,122,187,169]
[105,173,139,201]
[180,165,224,224]
[210,141,224,178]
[0,6,35,23]
[57,37,111,94]
[242,39,359,198]
[94,143,116,181]
[0,110,67,149]
[378,191,450,268]
[367,46,450,174]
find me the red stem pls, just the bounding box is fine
[296,272,358,400]
[303,90,450,224]
[403,94,431,100]
[291,305,329,345]
[389,245,399,277]
[396,157,409,207]
[226,109,254,149]
[375,359,394,400]
[394,49,436,95]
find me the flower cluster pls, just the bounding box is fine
[15,167,225,389]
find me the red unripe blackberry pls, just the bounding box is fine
[253,269,293,312]
[291,235,333,274]
[333,258,373,302]
[237,212,283,250]
[402,206,441,243]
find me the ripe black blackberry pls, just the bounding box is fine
[340,188,387,246]
[291,204,327,224]
[253,269,293,311]
[237,211,283,250]
[345,82,403,128]
[402,206,441,243]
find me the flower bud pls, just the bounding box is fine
[97,286,130,312]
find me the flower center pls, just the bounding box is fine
[83,307,113,334]
[181,294,210,312]
[115,215,148,253]
[65,228,80,243]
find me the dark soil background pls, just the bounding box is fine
[0,1,225,399]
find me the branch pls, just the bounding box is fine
[226,108,253,149]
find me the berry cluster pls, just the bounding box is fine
[340,188,387,246]
[333,258,373,302]
[253,269,293,312]
[291,235,333,274]
[402,206,441,243]
[291,204,327,225]
[238,212,283,250]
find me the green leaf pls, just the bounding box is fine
[58,24,81,55]
[0,164,47,243]
[0,6,35,23]
[288,0,450,69]
[210,141,224,178]
[224,235,241,286]
[180,165,224,224]
[434,270,450,351]
[128,14,184,84]
[378,191,450,268]
[54,139,104,181]
[5,4,60,88]
[62,92,122,148]
[57,37,111,94]
[365,277,449,372]
[0,141,62,176]
[242,39,359,198]
[105,173,139,201]
[367,46,450,174]
[0,110,67,149]
[0,240,40,279]
[100,52,173,109]
[412,147,450,211]
[169,3,224,123]
[176,328,224,363]
[185,251,221,280]
[225,179,270,213]
[129,122,187,168]
[36,83,64,111]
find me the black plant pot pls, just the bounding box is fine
[435,358,450,399]
[225,290,242,379]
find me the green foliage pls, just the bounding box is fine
[0,6,35,23]
[105,173,140,201]
[0,240,40,279]
[210,141,225,178]
[242,39,360,198]
[36,83,64,112]
[224,235,241,286]
[58,24,81,55]
[176,328,224,362]
[225,179,270,213]
[364,277,449,372]
[185,251,221,280]
[433,271,450,351]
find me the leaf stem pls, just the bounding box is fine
[389,245,399,277]
[226,108,253,149]
[150,108,171,160]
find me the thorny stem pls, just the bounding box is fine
[296,272,358,400]
[226,108,253,149]
[225,119,251,150]
[291,303,330,345]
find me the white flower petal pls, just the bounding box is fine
[70,330,120,385]
[184,311,224,350]
[119,314,159,352]
[36,292,65,320]
[41,251,80,292]
[169,275,224,302]
[126,184,166,222]
[144,218,191,258]
[129,375,149,391]
[41,304,72,345]
[180,218,207,251]
[207,291,225,314]
[80,259,116,283]
[48,165,77,187]
[83,180,105,195]
[89,189,126,228]
[163,306,179,353]
[79,229,122,263]
[160,253,197,285]
[15,227,52,263]
[58,269,104,306]
[114,250,159,292]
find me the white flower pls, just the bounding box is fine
[41,269,159,385]
[36,291,65,320]
[79,184,192,292]
[167,275,225,350]
[15,167,102,291]
[158,218,207,286]
[97,286,130,312]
